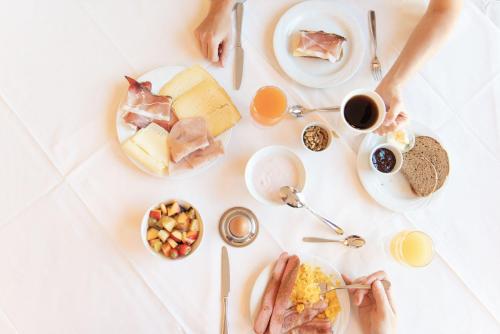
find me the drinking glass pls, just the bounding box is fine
[250,86,287,126]
[388,230,434,267]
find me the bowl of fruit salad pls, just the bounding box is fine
[142,199,203,260]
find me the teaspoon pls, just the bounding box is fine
[288,105,340,118]
[302,235,366,248]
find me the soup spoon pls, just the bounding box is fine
[288,105,340,118]
[302,235,366,248]
[279,186,344,235]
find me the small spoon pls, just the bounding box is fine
[302,235,366,248]
[321,280,391,295]
[280,186,344,235]
[288,105,340,118]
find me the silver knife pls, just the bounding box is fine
[234,1,244,90]
[221,246,230,334]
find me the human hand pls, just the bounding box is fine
[194,0,234,67]
[343,271,397,334]
[375,80,409,136]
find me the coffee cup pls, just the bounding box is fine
[340,89,386,134]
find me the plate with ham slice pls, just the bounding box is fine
[116,66,231,178]
[250,253,350,334]
[274,0,365,88]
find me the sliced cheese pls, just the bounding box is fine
[173,80,241,137]
[122,123,169,175]
[159,65,216,99]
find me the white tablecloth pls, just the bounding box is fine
[0,0,499,333]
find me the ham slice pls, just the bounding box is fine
[123,111,178,132]
[122,76,172,126]
[254,253,290,334]
[269,255,300,334]
[184,137,224,169]
[294,30,346,63]
[168,117,210,163]
[282,301,328,333]
[287,319,332,334]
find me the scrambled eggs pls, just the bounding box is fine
[291,264,341,322]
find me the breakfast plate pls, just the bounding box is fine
[273,0,365,88]
[116,66,233,178]
[250,253,350,334]
[357,122,446,212]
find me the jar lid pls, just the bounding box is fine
[219,207,259,247]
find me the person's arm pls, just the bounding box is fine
[195,0,235,67]
[376,0,462,135]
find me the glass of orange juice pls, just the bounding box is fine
[389,230,434,267]
[250,86,288,126]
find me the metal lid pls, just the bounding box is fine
[219,207,259,247]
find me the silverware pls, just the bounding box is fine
[320,280,391,295]
[221,246,230,334]
[234,1,244,89]
[368,10,382,81]
[302,235,366,248]
[279,186,344,235]
[288,105,340,118]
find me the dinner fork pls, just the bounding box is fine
[369,10,382,81]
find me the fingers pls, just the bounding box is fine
[341,274,352,285]
[383,98,402,126]
[218,35,233,67]
[207,37,221,63]
[371,280,393,315]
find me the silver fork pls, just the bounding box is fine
[369,10,382,81]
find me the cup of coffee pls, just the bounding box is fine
[340,89,386,134]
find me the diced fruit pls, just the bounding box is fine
[147,228,159,241]
[190,219,200,232]
[176,212,189,224]
[169,248,179,259]
[171,230,183,242]
[149,239,162,252]
[149,209,162,220]
[161,243,171,257]
[178,244,192,256]
[167,202,181,216]
[187,208,196,219]
[181,204,191,211]
[160,203,167,214]
[158,229,169,242]
[160,216,176,232]
[167,238,178,249]
[184,231,198,245]
[148,217,158,227]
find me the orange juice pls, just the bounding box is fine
[390,230,434,267]
[250,86,287,126]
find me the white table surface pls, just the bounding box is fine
[0,0,499,333]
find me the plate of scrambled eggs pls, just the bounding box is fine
[250,253,350,334]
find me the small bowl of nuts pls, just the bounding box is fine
[141,199,203,260]
[301,123,332,152]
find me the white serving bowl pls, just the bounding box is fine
[245,146,306,206]
[369,143,403,176]
[141,199,203,261]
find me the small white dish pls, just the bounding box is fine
[245,146,306,206]
[369,144,403,175]
[340,89,386,135]
[301,122,332,152]
[140,199,203,261]
[273,0,365,88]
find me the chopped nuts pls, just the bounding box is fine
[303,125,330,151]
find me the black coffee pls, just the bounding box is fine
[344,95,379,130]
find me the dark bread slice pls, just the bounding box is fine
[401,154,438,197]
[408,136,449,191]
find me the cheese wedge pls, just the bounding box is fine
[122,123,169,175]
[159,65,216,99]
[173,80,241,137]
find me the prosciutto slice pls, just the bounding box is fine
[282,301,328,333]
[122,76,172,124]
[184,137,224,169]
[123,111,178,132]
[294,30,346,63]
[168,117,210,163]
[287,319,332,334]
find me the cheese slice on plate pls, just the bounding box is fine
[173,80,241,137]
[121,123,169,175]
[159,65,216,100]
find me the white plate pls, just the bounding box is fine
[249,253,350,334]
[357,122,444,212]
[116,66,231,178]
[273,0,365,88]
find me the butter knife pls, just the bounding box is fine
[221,246,230,334]
[234,1,244,90]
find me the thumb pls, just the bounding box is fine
[372,280,392,315]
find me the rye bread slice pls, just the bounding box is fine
[406,136,449,191]
[401,154,438,197]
